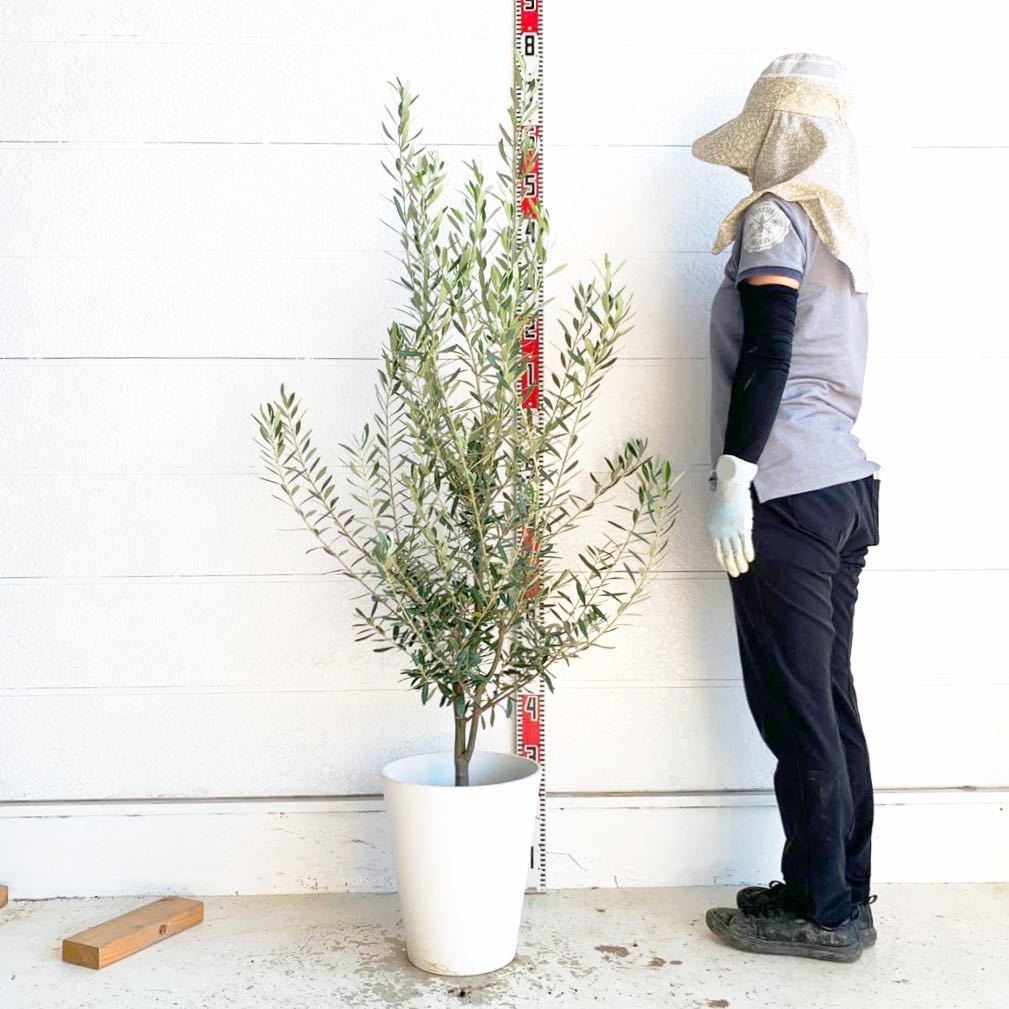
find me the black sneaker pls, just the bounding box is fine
[737,882,878,947]
[851,894,877,947]
[706,905,862,963]
[736,879,792,913]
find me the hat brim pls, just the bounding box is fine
[691,111,770,175]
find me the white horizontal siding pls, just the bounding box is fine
[11,41,1002,149]
[0,40,510,143]
[5,572,1003,692]
[4,464,1009,578]
[548,681,1009,792]
[1,0,1007,894]
[1,357,1004,474]
[0,146,738,255]
[1,681,1001,800]
[1,568,1005,798]
[0,358,705,474]
[0,3,511,44]
[0,691,513,800]
[1,1,998,54]
[10,145,1002,257]
[547,788,1009,891]
[0,253,722,359]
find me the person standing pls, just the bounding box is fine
[693,53,881,963]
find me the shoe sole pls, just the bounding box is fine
[706,909,862,963]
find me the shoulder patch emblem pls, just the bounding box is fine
[742,201,790,253]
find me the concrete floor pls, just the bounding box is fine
[1,884,1006,1009]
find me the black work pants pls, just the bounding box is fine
[729,474,880,927]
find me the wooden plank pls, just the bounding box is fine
[62,897,203,969]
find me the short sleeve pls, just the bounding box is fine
[734,197,805,288]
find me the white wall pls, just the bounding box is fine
[1,1,1007,897]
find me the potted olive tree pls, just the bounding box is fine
[255,69,680,976]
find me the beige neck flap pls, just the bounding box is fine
[694,55,872,293]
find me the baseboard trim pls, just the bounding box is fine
[1,788,1006,898]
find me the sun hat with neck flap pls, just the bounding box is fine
[692,52,871,293]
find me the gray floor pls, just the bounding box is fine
[2,884,1006,1008]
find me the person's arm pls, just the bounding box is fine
[721,274,799,464]
[707,196,805,578]
[708,275,799,577]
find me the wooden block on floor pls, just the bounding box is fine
[62,897,203,969]
[0,884,7,908]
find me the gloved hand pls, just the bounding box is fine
[707,454,759,578]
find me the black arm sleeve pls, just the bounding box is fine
[721,282,799,464]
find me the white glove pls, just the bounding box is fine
[707,454,759,578]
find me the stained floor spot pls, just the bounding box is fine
[594,944,629,957]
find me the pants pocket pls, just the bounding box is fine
[782,483,849,550]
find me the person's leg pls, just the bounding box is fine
[829,548,873,905]
[830,475,880,906]
[729,484,855,927]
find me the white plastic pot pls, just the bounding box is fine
[381,749,542,976]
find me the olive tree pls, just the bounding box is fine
[255,68,680,786]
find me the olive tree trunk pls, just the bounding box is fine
[453,711,481,787]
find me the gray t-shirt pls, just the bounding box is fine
[708,194,878,502]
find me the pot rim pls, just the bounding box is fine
[380,749,541,790]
